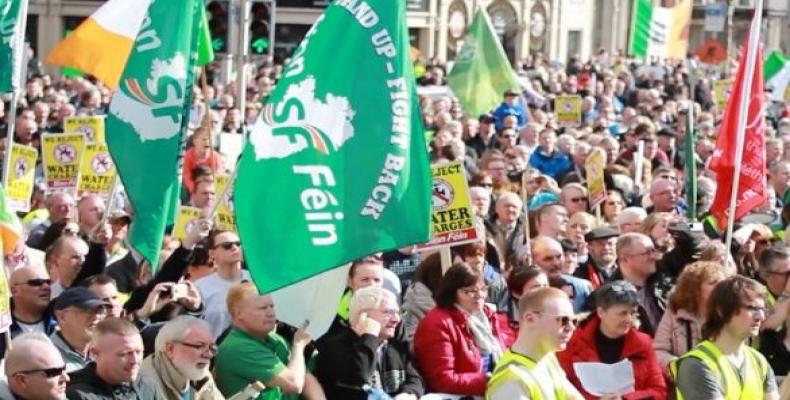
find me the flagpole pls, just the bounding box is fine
[2,0,28,190]
[723,0,763,254]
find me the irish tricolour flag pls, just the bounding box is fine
[630,0,692,61]
[765,51,790,102]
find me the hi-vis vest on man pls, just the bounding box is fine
[486,349,566,400]
[670,340,768,400]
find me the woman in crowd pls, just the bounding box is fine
[567,211,596,265]
[413,263,508,397]
[640,212,674,254]
[557,280,666,399]
[601,190,626,225]
[653,261,730,372]
[401,253,442,342]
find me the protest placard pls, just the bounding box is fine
[214,175,236,232]
[713,80,731,110]
[173,206,203,240]
[555,95,582,126]
[418,162,478,251]
[77,143,116,197]
[5,144,38,213]
[41,133,85,190]
[65,115,106,143]
[585,148,607,209]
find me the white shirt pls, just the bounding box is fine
[195,270,251,339]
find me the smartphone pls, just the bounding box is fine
[170,283,188,300]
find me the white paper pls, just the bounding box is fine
[572,359,635,396]
[270,264,351,339]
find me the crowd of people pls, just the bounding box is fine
[1,44,790,400]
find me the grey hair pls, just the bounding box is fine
[615,207,647,226]
[154,315,212,353]
[348,286,396,326]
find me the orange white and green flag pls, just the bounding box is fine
[45,0,214,88]
[629,0,692,61]
[0,187,22,254]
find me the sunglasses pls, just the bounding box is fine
[17,278,51,287]
[16,366,66,378]
[570,197,588,203]
[537,312,579,327]
[214,241,241,250]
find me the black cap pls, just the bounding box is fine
[560,239,578,253]
[54,287,109,311]
[584,227,620,242]
[478,114,495,124]
[657,127,676,137]
[504,89,519,97]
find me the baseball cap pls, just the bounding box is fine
[504,89,519,97]
[109,210,131,225]
[54,287,110,311]
[584,227,620,242]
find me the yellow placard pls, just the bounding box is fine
[713,80,731,110]
[65,116,105,143]
[418,162,478,251]
[555,95,582,126]
[214,175,236,232]
[785,84,790,102]
[5,144,38,213]
[41,133,86,190]
[585,148,607,209]
[0,268,10,332]
[173,206,203,240]
[77,143,116,197]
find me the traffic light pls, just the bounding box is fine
[207,0,229,54]
[249,2,272,55]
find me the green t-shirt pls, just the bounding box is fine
[215,328,299,400]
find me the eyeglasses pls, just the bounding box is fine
[536,312,579,328]
[627,247,657,257]
[742,304,768,315]
[16,366,66,378]
[480,182,493,188]
[461,286,488,296]
[176,341,218,354]
[16,278,51,287]
[570,197,588,203]
[214,241,241,250]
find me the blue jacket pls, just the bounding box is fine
[528,147,573,181]
[492,102,526,130]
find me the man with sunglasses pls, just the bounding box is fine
[195,230,250,339]
[0,333,69,400]
[8,266,58,337]
[139,316,224,399]
[487,287,583,400]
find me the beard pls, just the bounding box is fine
[174,358,210,382]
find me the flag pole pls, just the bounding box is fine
[723,0,763,254]
[2,0,28,190]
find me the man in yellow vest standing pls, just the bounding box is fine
[486,287,583,399]
[673,275,779,400]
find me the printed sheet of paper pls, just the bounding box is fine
[573,359,635,396]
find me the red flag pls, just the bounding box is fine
[708,37,767,229]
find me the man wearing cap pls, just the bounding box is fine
[613,232,667,336]
[105,211,131,266]
[465,114,496,158]
[492,89,526,132]
[574,227,619,289]
[50,287,110,372]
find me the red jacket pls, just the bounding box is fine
[413,305,508,396]
[557,316,667,400]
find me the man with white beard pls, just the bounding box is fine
[139,316,225,399]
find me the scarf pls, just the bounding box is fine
[456,305,503,362]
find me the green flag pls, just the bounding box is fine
[0,0,27,93]
[685,104,697,220]
[446,7,520,117]
[235,0,432,293]
[106,0,201,268]
[196,1,214,66]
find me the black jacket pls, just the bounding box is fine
[315,325,424,400]
[66,363,161,400]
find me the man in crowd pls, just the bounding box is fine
[195,230,250,339]
[67,318,161,398]
[140,316,224,399]
[576,227,619,288]
[215,282,324,399]
[27,191,76,249]
[487,287,583,399]
[3,265,59,356]
[559,183,589,215]
[51,287,110,372]
[486,192,525,260]
[531,236,592,312]
[648,177,681,214]
[1,333,69,400]
[534,203,569,239]
[76,195,105,238]
[614,232,666,335]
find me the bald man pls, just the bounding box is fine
[531,236,592,312]
[1,333,69,400]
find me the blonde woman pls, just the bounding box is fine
[639,212,674,254]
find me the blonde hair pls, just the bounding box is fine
[227,282,258,317]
